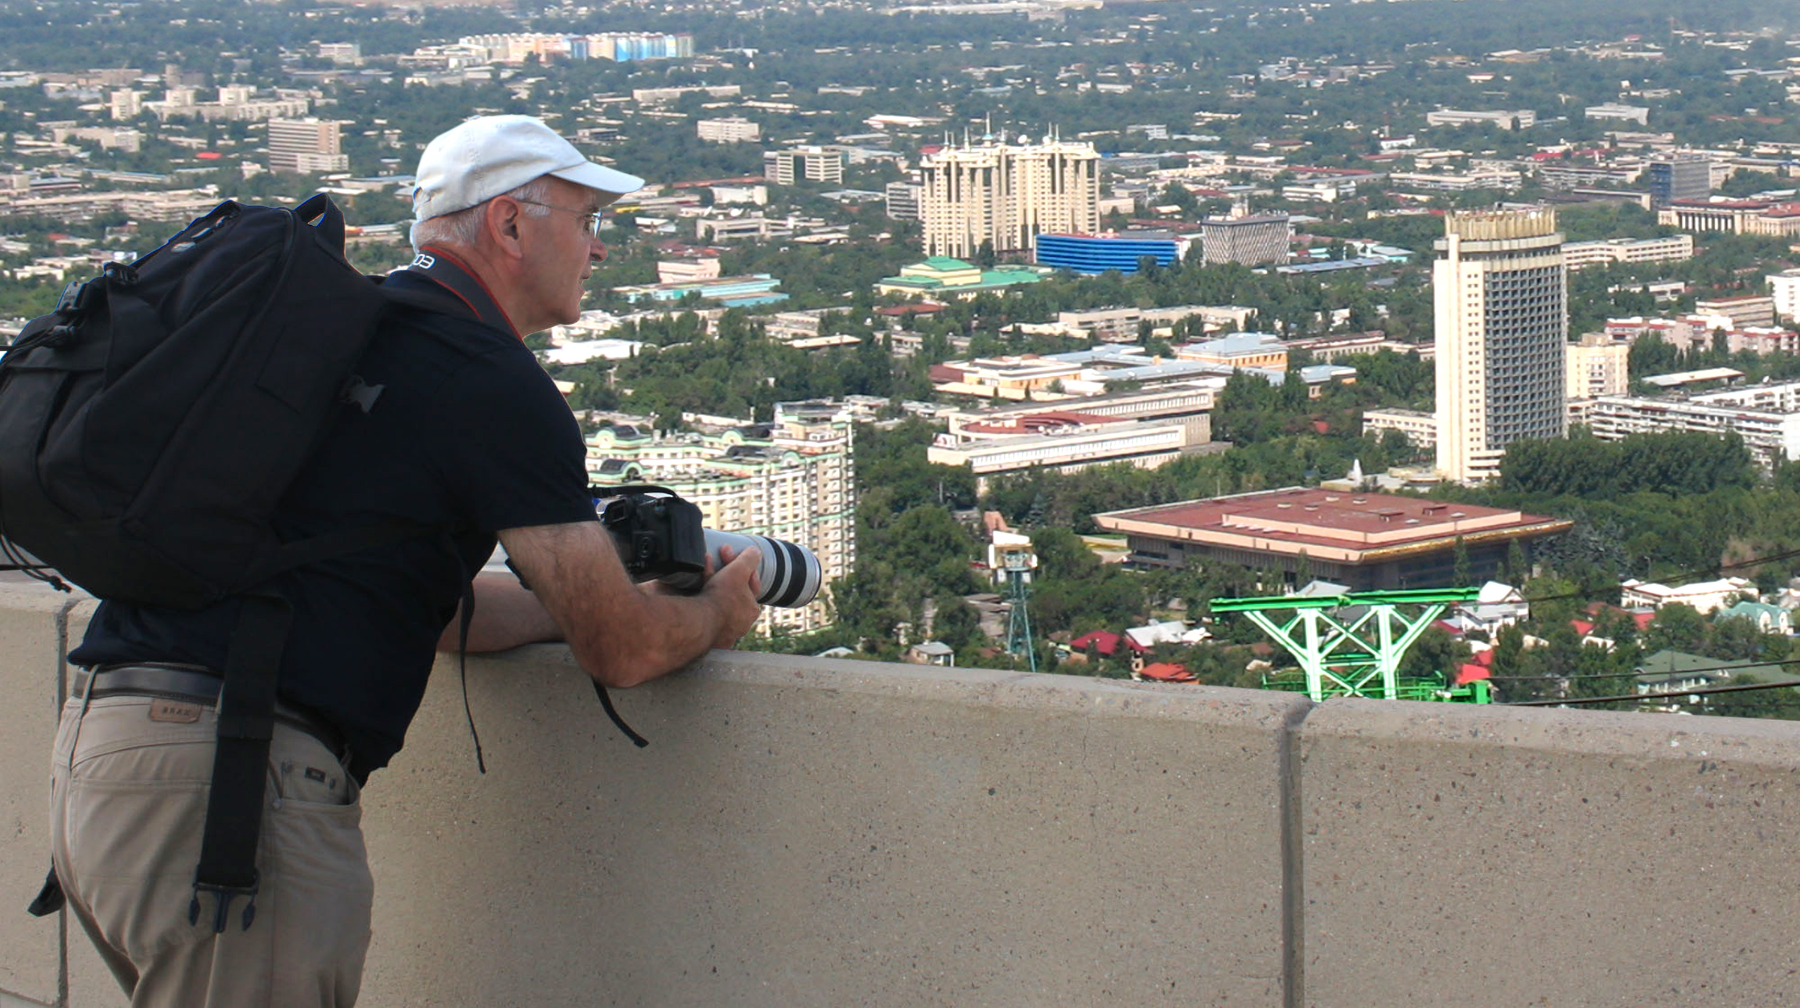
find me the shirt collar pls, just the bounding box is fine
[397,246,520,339]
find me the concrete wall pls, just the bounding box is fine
[2,581,1799,1006]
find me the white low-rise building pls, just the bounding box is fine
[1620,577,1754,615]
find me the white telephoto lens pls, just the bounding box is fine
[703,530,822,608]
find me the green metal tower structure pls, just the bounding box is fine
[1209,587,1491,703]
[990,534,1039,675]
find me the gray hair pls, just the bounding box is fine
[410,176,555,253]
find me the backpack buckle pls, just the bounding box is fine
[53,280,84,315]
[53,277,103,318]
[189,873,260,933]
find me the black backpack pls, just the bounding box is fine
[3,193,439,932]
[0,192,401,604]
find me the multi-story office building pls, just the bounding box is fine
[696,117,760,143]
[884,180,921,221]
[1646,155,1711,208]
[585,403,855,636]
[917,136,1100,259]
[1361,408,1437,449]
[1771,268,1800,324]
[1196,212,1291,267]
[458,32,692,63]
[1583,103,1650,125]
[108,89,141,120]
[926,414,1194,492]
[1434,209,1568,483]
[1425,108,1538,130]
[1694,295,1777,329]
[763,147,845,186]
[1588,381,1800,471]
[1561,234,1693,270]
[1034,231,1180,274]
[266,118,348,173]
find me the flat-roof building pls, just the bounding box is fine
[927,414,1196,491]
[1035,231,1181,274]
[1589,380,1800,470]
[1562,234,1692,270]
[1094,488,1571,591]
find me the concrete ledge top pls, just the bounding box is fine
[0,579,90,616]
[1301,695,1800,767]
[637,647,1317,729]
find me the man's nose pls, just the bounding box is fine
[588,237,608,263]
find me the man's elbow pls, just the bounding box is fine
[574,636,707,689]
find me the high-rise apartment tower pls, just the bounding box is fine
[919,135,1099,259]
[1434,209,1568,483]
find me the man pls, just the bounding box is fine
[49,115,764,1007]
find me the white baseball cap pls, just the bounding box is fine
[412,115,646,222]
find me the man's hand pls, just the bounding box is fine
[703,544,764,650]
[496,521,765,688]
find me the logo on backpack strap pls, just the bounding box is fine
[341,375,385,414]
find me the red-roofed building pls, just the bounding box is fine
[1454,663,1491,685]
[1095,488,1571,591]
[1071,631,1122,657]
[1138,663,1197,683]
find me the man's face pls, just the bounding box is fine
[516,176,617,332]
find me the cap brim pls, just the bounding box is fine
[551,161,646,196]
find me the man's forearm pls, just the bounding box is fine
[436,571,564,653]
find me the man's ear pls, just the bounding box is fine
[483,198,527,257]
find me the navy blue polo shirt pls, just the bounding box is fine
[71,250,599,777]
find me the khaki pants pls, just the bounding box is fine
[50,693,373,1008]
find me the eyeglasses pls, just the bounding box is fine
[510,197,603,237]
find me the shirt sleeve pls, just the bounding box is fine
[422,341,598,533]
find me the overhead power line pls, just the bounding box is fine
[1504,678,1800,708]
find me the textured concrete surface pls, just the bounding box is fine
[1297,698,1800,1007]
[359,649,1306,1007]
[7,583,1800,1008]
[0,584,76,1008]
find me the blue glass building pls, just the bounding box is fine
[1036,233,1180,274]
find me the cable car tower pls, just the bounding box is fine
[989,531,1039,674]
[1209,586,1490,703]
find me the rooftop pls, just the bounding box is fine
[1096,486,1571,555]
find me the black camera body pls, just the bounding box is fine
[594,486,823,608]
[596,486,710,593]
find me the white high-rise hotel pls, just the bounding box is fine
[1434,210,1568,483]
[919,134,1099,259]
